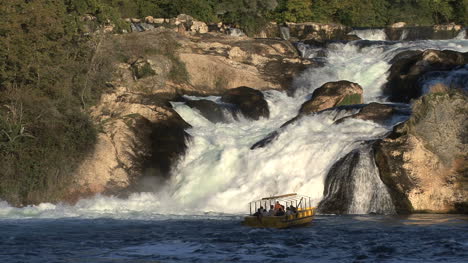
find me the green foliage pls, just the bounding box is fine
[337,94,362,107]
[0,0,112,205]
[273,0,313,23]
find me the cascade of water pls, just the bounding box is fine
[347,145,395,214]
[318,144,395,214]
[455,28,466,40]
[280,26,290,40]
[399,29,409,40]
[1,39,467,219]
[349,29,388,41]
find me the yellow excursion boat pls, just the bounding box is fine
[243,193,316,228]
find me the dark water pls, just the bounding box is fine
[1,214,467,263]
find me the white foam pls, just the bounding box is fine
[293,39,468,101]
[349,29,387,41]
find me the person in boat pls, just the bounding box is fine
[267,205,275,216]
[275,207,285,216]
[253,206,264,218]
[289,204,297,213]
[285,207,292,216]
[274,201,282,211]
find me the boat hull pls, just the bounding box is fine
[243,208,315,228]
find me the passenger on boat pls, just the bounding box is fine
[274,201,282,211]
[275,207,285,216]
[253,207,264,217]
[289,205,297,213]
[285,207,293,216]
[267,205,275,216]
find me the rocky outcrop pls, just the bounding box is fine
[254,22,350,41]
[186,99,230,123]
[111,28,310,96]
[299,81,363,114]
[71,87,191,198]
[384,49,468,103]
[177,34,311,93]
[385,24,464,41]
[374,90,468,213]
[221,86,269,120]
[335,103,396,125]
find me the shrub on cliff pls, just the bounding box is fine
[0,0,113,205]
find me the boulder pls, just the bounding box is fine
[335,103,396,125]
[299,81,363,114]
[131,59,156,79]
[186,99,228,123]
[374,90,468,213]
[384,49,468,103]
[390,22,407,28]
[190,20,208,34]
[221,86,269,120]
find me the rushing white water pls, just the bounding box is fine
[420,65,468,94]
[455,28,466,40]
[347,146,395,214]
[1,38,467,219]
[349,29,388,41]
[293,39,468,101]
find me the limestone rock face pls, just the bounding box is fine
[374,90,468,213]
[71,87,190,198]
[384,49,468,103]
[299,81,363,114]
[221,86,269,120]
[177,34,310,94]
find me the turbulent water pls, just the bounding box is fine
[1,36,468,262]
[1,215,467,263]
[349,29,388,41]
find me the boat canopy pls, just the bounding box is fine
[248,193,313,215]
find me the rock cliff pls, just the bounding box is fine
[375,89,468,213]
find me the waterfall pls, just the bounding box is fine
[280,26,290,40]
[1,38,468,219]
[349,29,388,41]
[318,144,395,214]
[455,28,466,40]
[399,29,409,40]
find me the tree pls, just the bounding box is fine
[273,0,313,23]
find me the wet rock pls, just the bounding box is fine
[144,110,191,178]
[335,103,395,125]
[385,26,463,41]
[299,81,363,114]
[374,90,468,213]
[221,86,269,120]
[186,99,227,123]
[384,49,468,103]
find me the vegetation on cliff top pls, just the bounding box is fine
[100,0,467,29]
